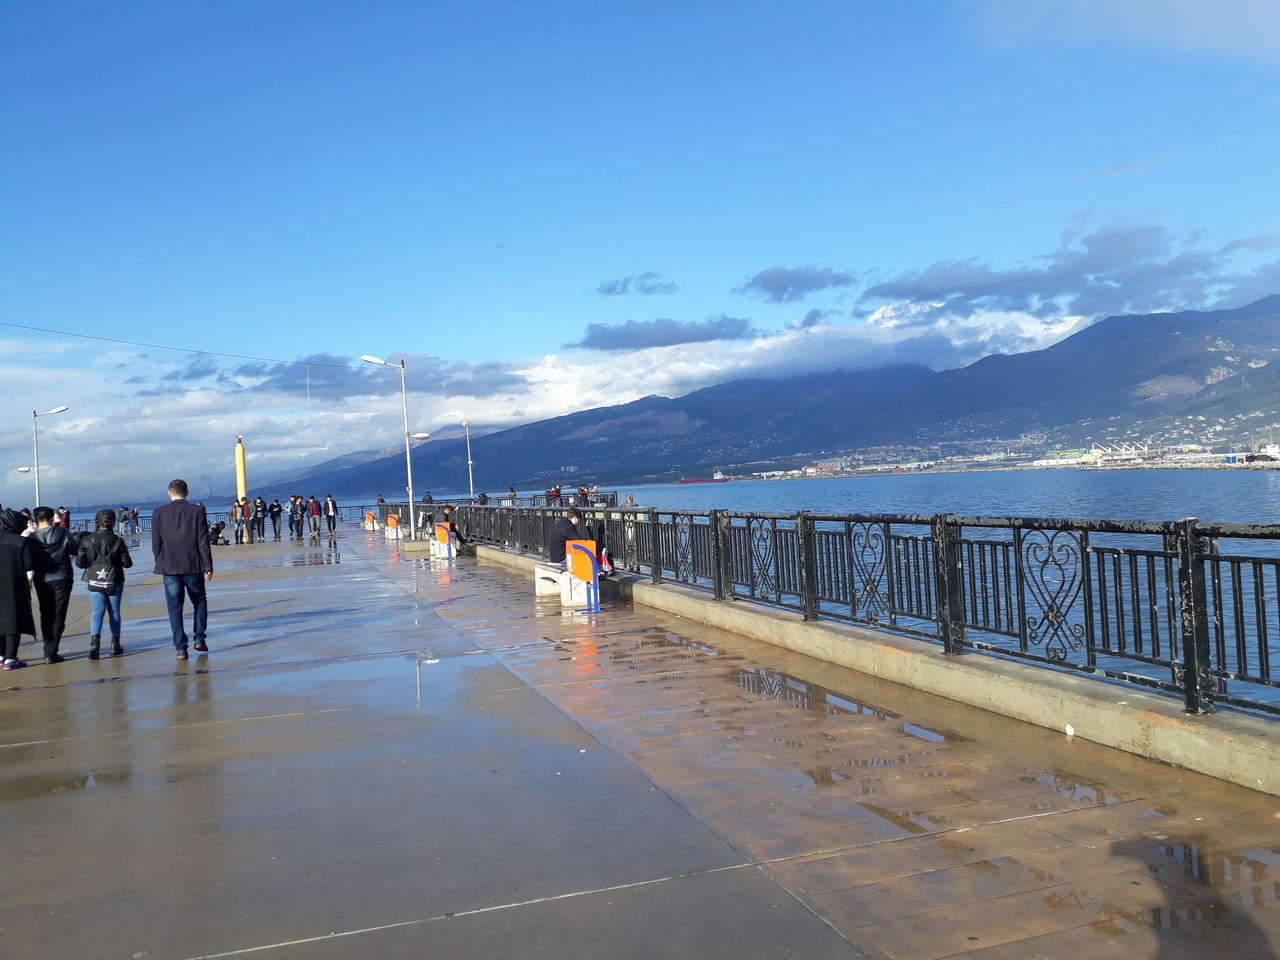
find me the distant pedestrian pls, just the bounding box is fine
[151,479,213,661]
[56,506,71,530]
[288,495,306,540]
[269,498,283,540]
[253,496,267,542]
[421,491,433,503]
[307,496,322,537]
[32,506,75,663]
[75,508,133,660]
[324,495,339,534]
[241,497,255,544]
[476,491,488,505]
[231,498,246,544]
[0,508,41,671]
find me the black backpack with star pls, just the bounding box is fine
[81,532,122,594]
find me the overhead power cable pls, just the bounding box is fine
[0,319,357,368]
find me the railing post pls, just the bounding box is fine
[710,510,730,601]
[648,508,663,584]
[1175,517,1214,715]
[792,512,817,620]
[932,514,966,655]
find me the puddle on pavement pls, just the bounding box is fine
[0,767,133,800]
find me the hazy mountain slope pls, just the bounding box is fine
[267,296,1280,497]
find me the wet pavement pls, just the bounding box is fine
[2,529,1279,959]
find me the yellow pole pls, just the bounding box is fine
[235,435,248,500]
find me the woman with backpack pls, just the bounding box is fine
[75,508,133,660]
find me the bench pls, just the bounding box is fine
[532,539,601,612]
[429,522,456,559]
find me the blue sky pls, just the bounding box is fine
[2,1,1279,503]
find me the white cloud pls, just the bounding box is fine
[4,220,1278,506]
[979,0,1280,62]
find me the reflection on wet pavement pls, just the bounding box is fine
[366,543,1280,960]
[1,530,1277,960]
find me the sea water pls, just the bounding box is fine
[619,469,1280,525]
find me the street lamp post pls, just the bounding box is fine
[462,421,474,502]
[361,356,429,540]
[31,405,69,507]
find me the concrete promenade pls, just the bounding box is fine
[1,526,1278,959]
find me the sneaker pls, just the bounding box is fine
[193,641,209,652]
[3,659,27,671]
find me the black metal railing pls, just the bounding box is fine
[381,491,620,513]
[433,504,1280,718]
[64,502,381,537]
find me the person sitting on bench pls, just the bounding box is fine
[440,505,467,546]
[548,508,586,566]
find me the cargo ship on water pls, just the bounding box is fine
[678,471,729,484]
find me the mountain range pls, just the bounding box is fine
[261,295,1280,498]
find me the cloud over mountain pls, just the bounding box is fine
[737,265,857,303]
[860,224,1280,327]
[567,315,756,351]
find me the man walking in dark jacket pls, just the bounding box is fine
[269,499,283,540]
[151,479,214,661]
[32,506,74,663]
[288,496,305,540]
[253,496,267,542]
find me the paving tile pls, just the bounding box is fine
[830,868,1194,960]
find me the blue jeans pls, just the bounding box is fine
[90,587,123,639]
[163,574,208,651]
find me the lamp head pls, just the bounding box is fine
[360,355,388,366]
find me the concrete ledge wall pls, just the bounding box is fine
[473,544,1279,796]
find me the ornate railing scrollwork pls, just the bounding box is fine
[1020,528,1087,660]
[850,521,889,623]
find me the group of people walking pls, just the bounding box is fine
[0,479,214,669]
[222,495,339,544]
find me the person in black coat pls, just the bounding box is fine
[75,509,133,660]
[0,508,42,671]
[32,506,75,663]
[547,508,587,565]
[439,505,467,546]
